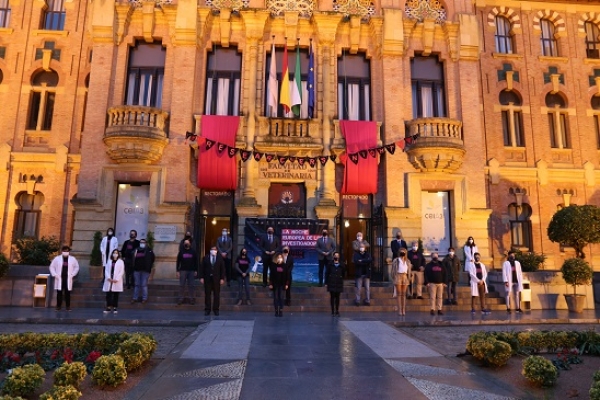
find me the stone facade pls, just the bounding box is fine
[0,0,599,284]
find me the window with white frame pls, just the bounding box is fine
[0,0,10,28]
[592,96,600,149]
[42,0,65,31]
[499,90,524,147]
[27,70,58,131]
[495,16,514,54]
[337,52,371,121]
[125,42,165,108]
[585,21,600,59]
[206,46,241,116]
[508,203,532,251]
[411,55,446,119]
[266,47,310,119]
[540,19,558,57]
[546,93,569,149]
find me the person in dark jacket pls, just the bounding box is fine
[176,239,198,305]
[442,247,461,305]
[178,231,194,253]
[260,227,280,287]
[269,253,289,317]
[121,230,140,289]
[425,252,447,315]
[234,248,252,306]
[131,239,155,304]
[200,246,226,316]
[407,241,426,299]
[325,252,344,316]
[282,246,294,306]
[390,231,407,259]
[353,246,372,306]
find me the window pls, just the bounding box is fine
[585,22,600,59]
[27,70,58,131]
[266,47,311,119]
[546,93,569,149]
[495,16,514,54]
[338,52,371,121]
[125,42,165,108]
[411,55,446,118]
[206,46,241,116]
[592,96,600,149]
[540,19,558,57]
[499,90,524,147]
[42,0,65,31]
[508,203,532,251]
[13,192,44,239]
[0,0,10,28]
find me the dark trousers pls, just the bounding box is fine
[204,278,221,312]
[285,277,292,304]
[56,280,70,308]
[224,258,232,284]
[106,292,120,308]
[262,256,273,285]
[330,292,340,313]
[125,262,134,288]
[273,285,285,310]
[318,259,328,285]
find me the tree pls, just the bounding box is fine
[547,205,600,259]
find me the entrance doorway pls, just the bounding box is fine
[203,216,231,255]
[194,190,235,258]
[340,218,369,277]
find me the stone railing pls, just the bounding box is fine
[269,118,311,138]
[405,117,463,144]
[106,105,169,136]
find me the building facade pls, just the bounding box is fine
[0,0,599,279]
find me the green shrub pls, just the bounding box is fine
[13,236,60,266]
[513,249,546,272]
[590,379,600,400]
[53,361,86,388]
[0,396,24,400]
[522,355,558,387]
[1,363,45,397]
[89,231,102,267]
[561,258,593,295]
[466,333,512,367]
[39,385,82,400]
[116,334,156,372]
[0,253,9,279]
[91,355,127,388]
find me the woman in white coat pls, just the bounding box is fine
[100,228,119,266]
[49,245,80,311]
[103,249,125,314]
[468,252,489,313]
[502,250,523,313]
[463,236,478,272]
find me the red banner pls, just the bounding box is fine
[340,120,378,194]
[197,115,240,190]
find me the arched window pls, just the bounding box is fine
[540,19,558,56]
[13,191,44,239]
[27,70,59,131]
[546,93,569,149]
[508,203,532,251]
[585,21,600,59]
[499,90,524,147]
[495,16,514,54]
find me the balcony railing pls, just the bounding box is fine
[405,117,463,145]
[269,118,311,138]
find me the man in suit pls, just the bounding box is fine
[390,231,407,259]
[216,228,233,286]
[200,246,226,316]
[315,228,336,287]
[260,226,280,287]
[282,246,294,306]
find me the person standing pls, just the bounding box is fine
[269,253,289,317]
[469,252,490,314]
[176,239,198,305]
[179,231,194,253]
[442,247,461,305]
[49,245,79,311]
[260,227,280,287]
[353,245,372,306]
[390,231,407,259]
[407,241,426,299]
[282,246,294,306]
[120,230,140,289]
[100,228,119,267]
[103,249,124,314]
[217,228,233,286]
[463,236,478,272]
[234,248,252,306]
[424,252,446,315]
[391,249,412,316]
[200,246,225,316]
[502,250,523,313]
[315,229,335,287]
[325,252,344,317]
[131,239,155,304]
[352,232,370,252]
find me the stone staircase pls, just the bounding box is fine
[69,280,508,313]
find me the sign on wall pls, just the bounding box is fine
[421,191,451,254]
[115,184,150,242]
[154,225,177,242]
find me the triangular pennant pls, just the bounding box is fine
[227,146,238,158]
[253,151,263,161]
[385,143,396,154]
[330,155,337,162]
[240,150,251,162]
[359,150,368,159]
[349,153,359,165]
[396,140,406,152]
[404,137,414,146]
[185,131,197,142]
[278,156,288,166]
[412,134,419,141]
[217,142,227,154]
[297,157,306,166]
[318,156,328,166]
[205,139,215,150]
[339,153,347,164]
[376,147,386,155]
[288,156,297,163]
[308,157,317,167]
[265,154,275,162]
[368,148,377,158]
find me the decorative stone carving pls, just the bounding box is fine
[333,0,375,22]
[206,0,249,12]
[267,0,314,18]
[128,0,172,8]
[404,0,447,24]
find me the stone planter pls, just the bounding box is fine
[89,265,104,280]
[564,294,586,313]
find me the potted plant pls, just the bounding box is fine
[560,258,593,313]
[89,231,104,280]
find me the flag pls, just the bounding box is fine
[267,42,278,117]
[279,45,291,114]
[291,45,302,116]
[307,41,315,118]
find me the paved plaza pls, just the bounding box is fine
[1,307,600,399]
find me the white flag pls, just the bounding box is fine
[267,42,278,117]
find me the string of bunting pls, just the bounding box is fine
[185,131,419,166]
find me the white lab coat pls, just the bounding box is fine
[463,244,479,272]
[502,259,524,292]
[100,236,119,265]
[103,259,125,292]
[468,262,488,296]
[49,255,80,291]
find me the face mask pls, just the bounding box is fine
[475,258,481,262]
[357,235,362,240]
[283,250,289,254]
[62,252,69,257]
[139,244,146,249]
[412,246,418,251]
[112,254,119,260]
[222,231,227,236]
[210,250,217,256]
[432,257,438,261]
[396,235,401,239]
[359,247,365,252]
[334,257,339,261]
[267,231,273,235]
[468,240,473,244]
[185,235,191,239]
[323,232,327,237]
[508,255,514,260]
[130,234,135,239]
[184,245,190,249]
[399,252,406,257]
[242,252,247,256]
[449,251,455,256]
[277,258,283,263]
[108,231,113,236]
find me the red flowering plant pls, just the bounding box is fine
[551,348,582,370]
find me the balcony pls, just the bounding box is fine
[404,117,465,172]
[104,105,169,164]
[255,117,323,155]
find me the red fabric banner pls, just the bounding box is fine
[340,120,378,195]
[197,115,240,190]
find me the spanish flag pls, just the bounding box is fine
[279,45,291,114]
